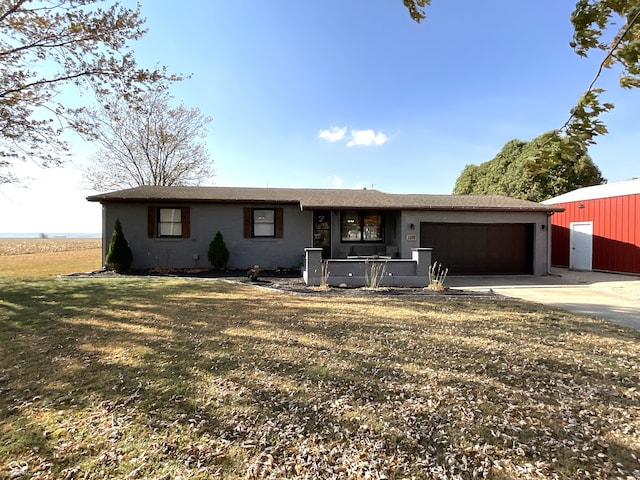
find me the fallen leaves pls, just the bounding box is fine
[1,278,639,479]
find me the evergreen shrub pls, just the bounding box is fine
[105,218,133,273]
[208,231,229,269]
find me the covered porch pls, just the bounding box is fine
[306,208,431,286]
[312,209,403,260]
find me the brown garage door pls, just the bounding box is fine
[420,223,534,274]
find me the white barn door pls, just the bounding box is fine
[570,221,593,271]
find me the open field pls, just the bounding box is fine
[0,238,102,278]
[0,238,101,256]
[1,271,639,479]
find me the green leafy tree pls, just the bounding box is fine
[0,0,181,185]
[105,218,133,273]
[75,87,214,190]
[453,132,606,202]
[208,232,229,270]
[402,1,640,153]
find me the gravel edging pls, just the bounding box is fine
[61,268,498,298]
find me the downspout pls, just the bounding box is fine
[101,203,108,269]
[546,212,554,275]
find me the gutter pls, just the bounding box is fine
[86,195,565,214]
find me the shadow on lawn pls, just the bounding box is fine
[1,277,639,478]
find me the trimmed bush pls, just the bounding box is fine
[105,218,133,273]
[208,231,229,270]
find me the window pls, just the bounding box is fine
[243,207,284,238]
[159,208,182,237]
[147,206,190,238]
[341,210,384,242]
[252,208,275,237]
[341,211,361,241]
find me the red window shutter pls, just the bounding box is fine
[181,207,190,238]
[147,206,156,238]
[243,208,251,238]
[275,208,284,238]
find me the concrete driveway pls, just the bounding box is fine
[447,267,640,331]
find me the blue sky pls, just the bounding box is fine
[1,0,638,234]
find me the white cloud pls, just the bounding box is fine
[346,129,388,147]
[318,125,389,147]
[324,175,344,187]
[318,126,347,142]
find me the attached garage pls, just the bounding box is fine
[397,195,562,276]
[420,222,534,274]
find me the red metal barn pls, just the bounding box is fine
[542,178,640,274]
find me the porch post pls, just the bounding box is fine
[412,248,432,277]
[304,248,324,286]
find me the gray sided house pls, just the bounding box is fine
[87,186,563,285]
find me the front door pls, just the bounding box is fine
[570,221,593,271]
[313,210,331,259]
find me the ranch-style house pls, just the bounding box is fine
[87,186,563,286]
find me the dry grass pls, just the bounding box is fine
[0,238,101,256]
[1,273,639,479]
[0,238,102,278]
[1,242,638,478]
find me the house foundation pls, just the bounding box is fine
[304,247,432,287]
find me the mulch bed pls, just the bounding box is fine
[62,267,496,298]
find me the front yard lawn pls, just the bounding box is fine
[1,277,638,479]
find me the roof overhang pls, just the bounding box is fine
[86,186,564,214]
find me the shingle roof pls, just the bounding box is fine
[87,186,563,212]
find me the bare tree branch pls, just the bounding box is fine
[75,88,214,190]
